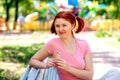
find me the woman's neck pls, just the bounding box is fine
[61,36,75,45]
[60,36,76,55]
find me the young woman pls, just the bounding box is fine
[30,11,93,80]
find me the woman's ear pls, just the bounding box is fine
[72,23,75,29]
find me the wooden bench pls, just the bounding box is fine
[20,58,59,80]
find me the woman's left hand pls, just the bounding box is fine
[55,58,70,71]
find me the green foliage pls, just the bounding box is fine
[96,9,107,16]
[95,31,112,37]
[19,0,35,16]
[117,36,120,42]
[0,62,25,80]
[97,0,120,19]
[0,69,19,80]
[0,43,44,80]
[41,0,54,2]
[0,43,44,64]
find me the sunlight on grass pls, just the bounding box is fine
[107,41,120,49]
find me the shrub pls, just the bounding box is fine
[0,43,44,80]
[0,62,25,80]
[95,31,112,37]
[0,43,44,64]
[117,36,120,42]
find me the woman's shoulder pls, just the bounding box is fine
[47,38,60,43]
[76,38,90,48]
[76,38,90,46]
[49,38,60,41]
[45,38,60,47]
[76,38,87,43]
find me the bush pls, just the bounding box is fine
[0,62,25,80]
[0,43,44,64]
[117,36,120,42]
[0,43,44,80]
[95,31,112,37]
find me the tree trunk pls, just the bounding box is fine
[116,1,120,19]
[5,0,11,31]
[13,0,19,30]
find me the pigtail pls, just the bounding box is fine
[75,16,85,33]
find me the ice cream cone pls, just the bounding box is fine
[55,52,60,58]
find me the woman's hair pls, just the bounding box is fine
[50,11,85,34]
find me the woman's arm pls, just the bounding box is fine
[55,53,93,80]
[29,46,55,69]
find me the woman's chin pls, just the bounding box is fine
[59,36,66,39]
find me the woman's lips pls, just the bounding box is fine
[59,32,65,34]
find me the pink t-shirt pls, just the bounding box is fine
[44,38,91,80]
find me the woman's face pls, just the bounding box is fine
[54,18,74,39]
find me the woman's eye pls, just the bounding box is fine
[63,24,67,27]
[55,25,59,28]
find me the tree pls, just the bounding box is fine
[4,0,14,31]
[93,0,120,19]
[2,0,34,31]
[1,0,54,31]
[112,0,120,19]
[13,0,19,30]
[13,0,34,30]
[41,0,54,2]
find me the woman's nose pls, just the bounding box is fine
[59,26,63,31]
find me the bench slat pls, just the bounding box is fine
[27,68,39,80]
[20,65,31,80]
[20,66,59,80]
[20,58,59,80]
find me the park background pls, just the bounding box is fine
[0,0,120,80]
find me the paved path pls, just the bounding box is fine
[0,31,120,80]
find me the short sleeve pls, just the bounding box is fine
[44,39,55,55]
[44,38,61,56]
[85,41,91,54]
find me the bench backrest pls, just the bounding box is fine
[20,65,59,80]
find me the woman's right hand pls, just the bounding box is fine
[45,58,56,68]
